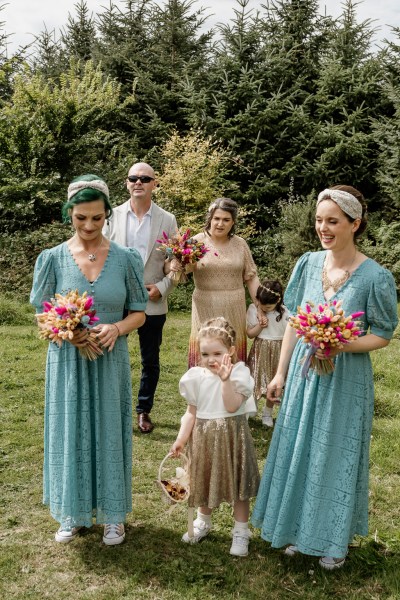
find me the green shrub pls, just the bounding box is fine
[168,278,194,312]
[251,192,320,286]
[0,294,35,325]
[0,222,70,299]
[360,220,400,292]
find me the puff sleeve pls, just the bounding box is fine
[179,368,203,406]
[367,267,398,339]
[30,249,57,312]
[230,362,254,399]
[124,248,149,311]
[284,252,312,315]
[241,238,257,282]
[246,303,258,328]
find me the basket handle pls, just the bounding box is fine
[158,452,189,482]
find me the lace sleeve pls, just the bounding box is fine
[30,249,56,312]
[241,238,257,282]
[367,267,398,339]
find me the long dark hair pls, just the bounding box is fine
[256,279,285,321]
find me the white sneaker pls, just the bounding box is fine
[55,526,82,543]
[319,555,346,570]
[182,518,211,544]
[103,523,125,546]
[230,528,251,557]
[284,545,299,556]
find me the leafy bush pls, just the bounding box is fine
[156,129,236,232]
[360,220,400,292]
[0,294,35,325]
[251,190,320,286]
[167,278,194,313]
[0,222,70,299]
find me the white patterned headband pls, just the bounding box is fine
[317,189,362,220]
[68,180,109,201]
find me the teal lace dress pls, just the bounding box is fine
[30,241,148,529]
[251,251,398,558]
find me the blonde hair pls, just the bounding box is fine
[197,317,238,362]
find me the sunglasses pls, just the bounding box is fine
[127,175,155,183]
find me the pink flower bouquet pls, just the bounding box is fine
[289,300,364,376]
[35,289,103,360]
[157,228,210,283]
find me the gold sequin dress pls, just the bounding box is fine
[246,304,290,400]
[179,362,260,509]
[188,233,258,367]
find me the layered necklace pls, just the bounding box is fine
[322,251,357,293]
[83,236,104,262]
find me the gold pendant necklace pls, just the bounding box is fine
[322,251,357,293]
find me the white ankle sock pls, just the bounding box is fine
[234,520,249,533]
[263,406,273,416]
[197,511,211,525]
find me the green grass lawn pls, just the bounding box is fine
[0,313,399,600]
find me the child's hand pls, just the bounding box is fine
[257,311,268,328]
[170,439,185,457]
[216,353,233,381]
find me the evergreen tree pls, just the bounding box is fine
[372,28,400,213]
[0,7,27,101]
[134,0,213,146]
[373,83,400,213]
[189,0,328,225]
[61,0,97,62]
[180,0,266,203]
[309,0,385,202]
[93,0,153,91]
[30,27,68,80]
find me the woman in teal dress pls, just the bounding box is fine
[30,174,148,545]
[251,185,398,570]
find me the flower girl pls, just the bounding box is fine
[247,280,289,427]
[170,317,260,556]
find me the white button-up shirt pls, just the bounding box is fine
[126,202,152,263]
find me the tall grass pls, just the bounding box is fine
[0,312,399,600]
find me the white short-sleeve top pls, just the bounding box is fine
[246,304,290,340]
[179,362,254,419]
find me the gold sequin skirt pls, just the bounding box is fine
[247,338,282,400]
[188,415,260,508]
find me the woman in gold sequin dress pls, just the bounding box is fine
[185,198,260,367]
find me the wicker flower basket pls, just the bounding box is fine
[156,452,194,539]
[157,452,190,505]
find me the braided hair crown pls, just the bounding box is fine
[197,317,236,351]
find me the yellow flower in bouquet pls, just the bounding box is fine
[35,290,103,360]
[289,300,364,376]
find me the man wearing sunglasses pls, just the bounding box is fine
[104,162,177,433]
